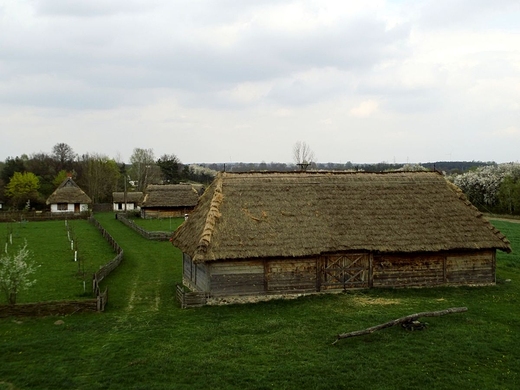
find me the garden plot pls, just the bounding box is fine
[0,219,116,303]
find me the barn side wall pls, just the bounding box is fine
[142,207,194,218]
[209,258,319,296]
[372,250,496,287]
[182,249,497,297]
[183,253,210,292]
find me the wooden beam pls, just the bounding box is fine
[333,307,468,344]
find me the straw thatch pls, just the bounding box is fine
[46,177,92,205]
[112,192,144,204]
[141,184,201,208]
[171,171,511,263]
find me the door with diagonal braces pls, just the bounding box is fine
[319,253,369,290]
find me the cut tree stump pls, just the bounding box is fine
[332,307,468,345]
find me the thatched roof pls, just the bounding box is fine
[171,171,511,262]
[46,177,92,205]
[112,192,144,203]
[141,184,201,208]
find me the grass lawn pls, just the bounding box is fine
[0,219,117,303]
[129,215,185,233]
[0,214,518,389]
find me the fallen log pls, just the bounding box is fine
[333,307,468,345]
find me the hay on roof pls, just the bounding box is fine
[46,177,92,205]
[112,192,144,203]
[171,171,511,262]
[141,184,201,208]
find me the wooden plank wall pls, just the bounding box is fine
[183,253,210,292]
[142,208,193,218]
[373,254,445,287]
[372,250,495,287]
[266,259,317,293]
[210,261,265,296]
[446,250,495,285]
[181,250,497,299]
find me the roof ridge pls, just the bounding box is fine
[193,173,224,261]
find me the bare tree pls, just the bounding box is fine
[293,141,315,169]
[129,148,159,191]
[52,143,76,171]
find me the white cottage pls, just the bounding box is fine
[46,176,92,213]
[112,192,143,212]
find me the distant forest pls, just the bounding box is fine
[0,141,499,211]
[199,160,494,175]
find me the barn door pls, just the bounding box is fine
[319,253,369,290]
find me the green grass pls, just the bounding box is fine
[0,214,518,389]
[0,219,117,302]
[130,216,185,233]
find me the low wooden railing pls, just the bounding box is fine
[116,214,171,241]
[176,284,209,308]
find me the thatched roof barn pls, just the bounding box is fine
[112,192,143,212]
[46,176,92,213]
[171,171,511,301]
[141,184,202,218]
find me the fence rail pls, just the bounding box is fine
[0,211,90,223]
[89,217,124,308]
[0,216,122,317]
[0,299,101,318]
[116,214,171,241]
[176,284,209,308]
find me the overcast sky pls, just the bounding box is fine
[1,0,519,164]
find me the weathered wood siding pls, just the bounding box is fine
[445,250,495,285]
[372,250,496,288]
[209,261,265,296]
[373,253,446,287]
[142,207,194,219]
[183,253,210,292]
[181,249,497,298]
[266,258,317,293]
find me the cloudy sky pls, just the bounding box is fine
[1,0,519,164]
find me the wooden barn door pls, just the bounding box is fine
[319,253,369,290]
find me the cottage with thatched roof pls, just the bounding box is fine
[46,176,92,213]
[141,184,203,218]
[112,191,143,212]
[171,171,511,300]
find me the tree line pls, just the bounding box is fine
[1,142,509,214]
[0,144,204,210]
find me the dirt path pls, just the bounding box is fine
[485,216,520,224]
[93,213,179,314]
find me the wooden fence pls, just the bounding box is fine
[88,217,124,310]
[0,211,90,223]
[116,214,171,241]
[0,216,121,317]
[176,284,209,308]
[0,299,101,318]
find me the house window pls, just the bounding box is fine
[58,203,68,211]
[118,203,123,210]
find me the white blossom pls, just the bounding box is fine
[0,240,38,304]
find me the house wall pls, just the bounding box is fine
[50,203,89,213]
[372,250,496,287]
[113,202,139,212]
[183,253,210,292]
[182,249,497,297]
[142,207,194,218]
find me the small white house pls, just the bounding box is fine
[112,192,143,212]
[46,176,92,213]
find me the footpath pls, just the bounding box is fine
[94,213,180,314]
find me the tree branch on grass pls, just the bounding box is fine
[332,307,468,344]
